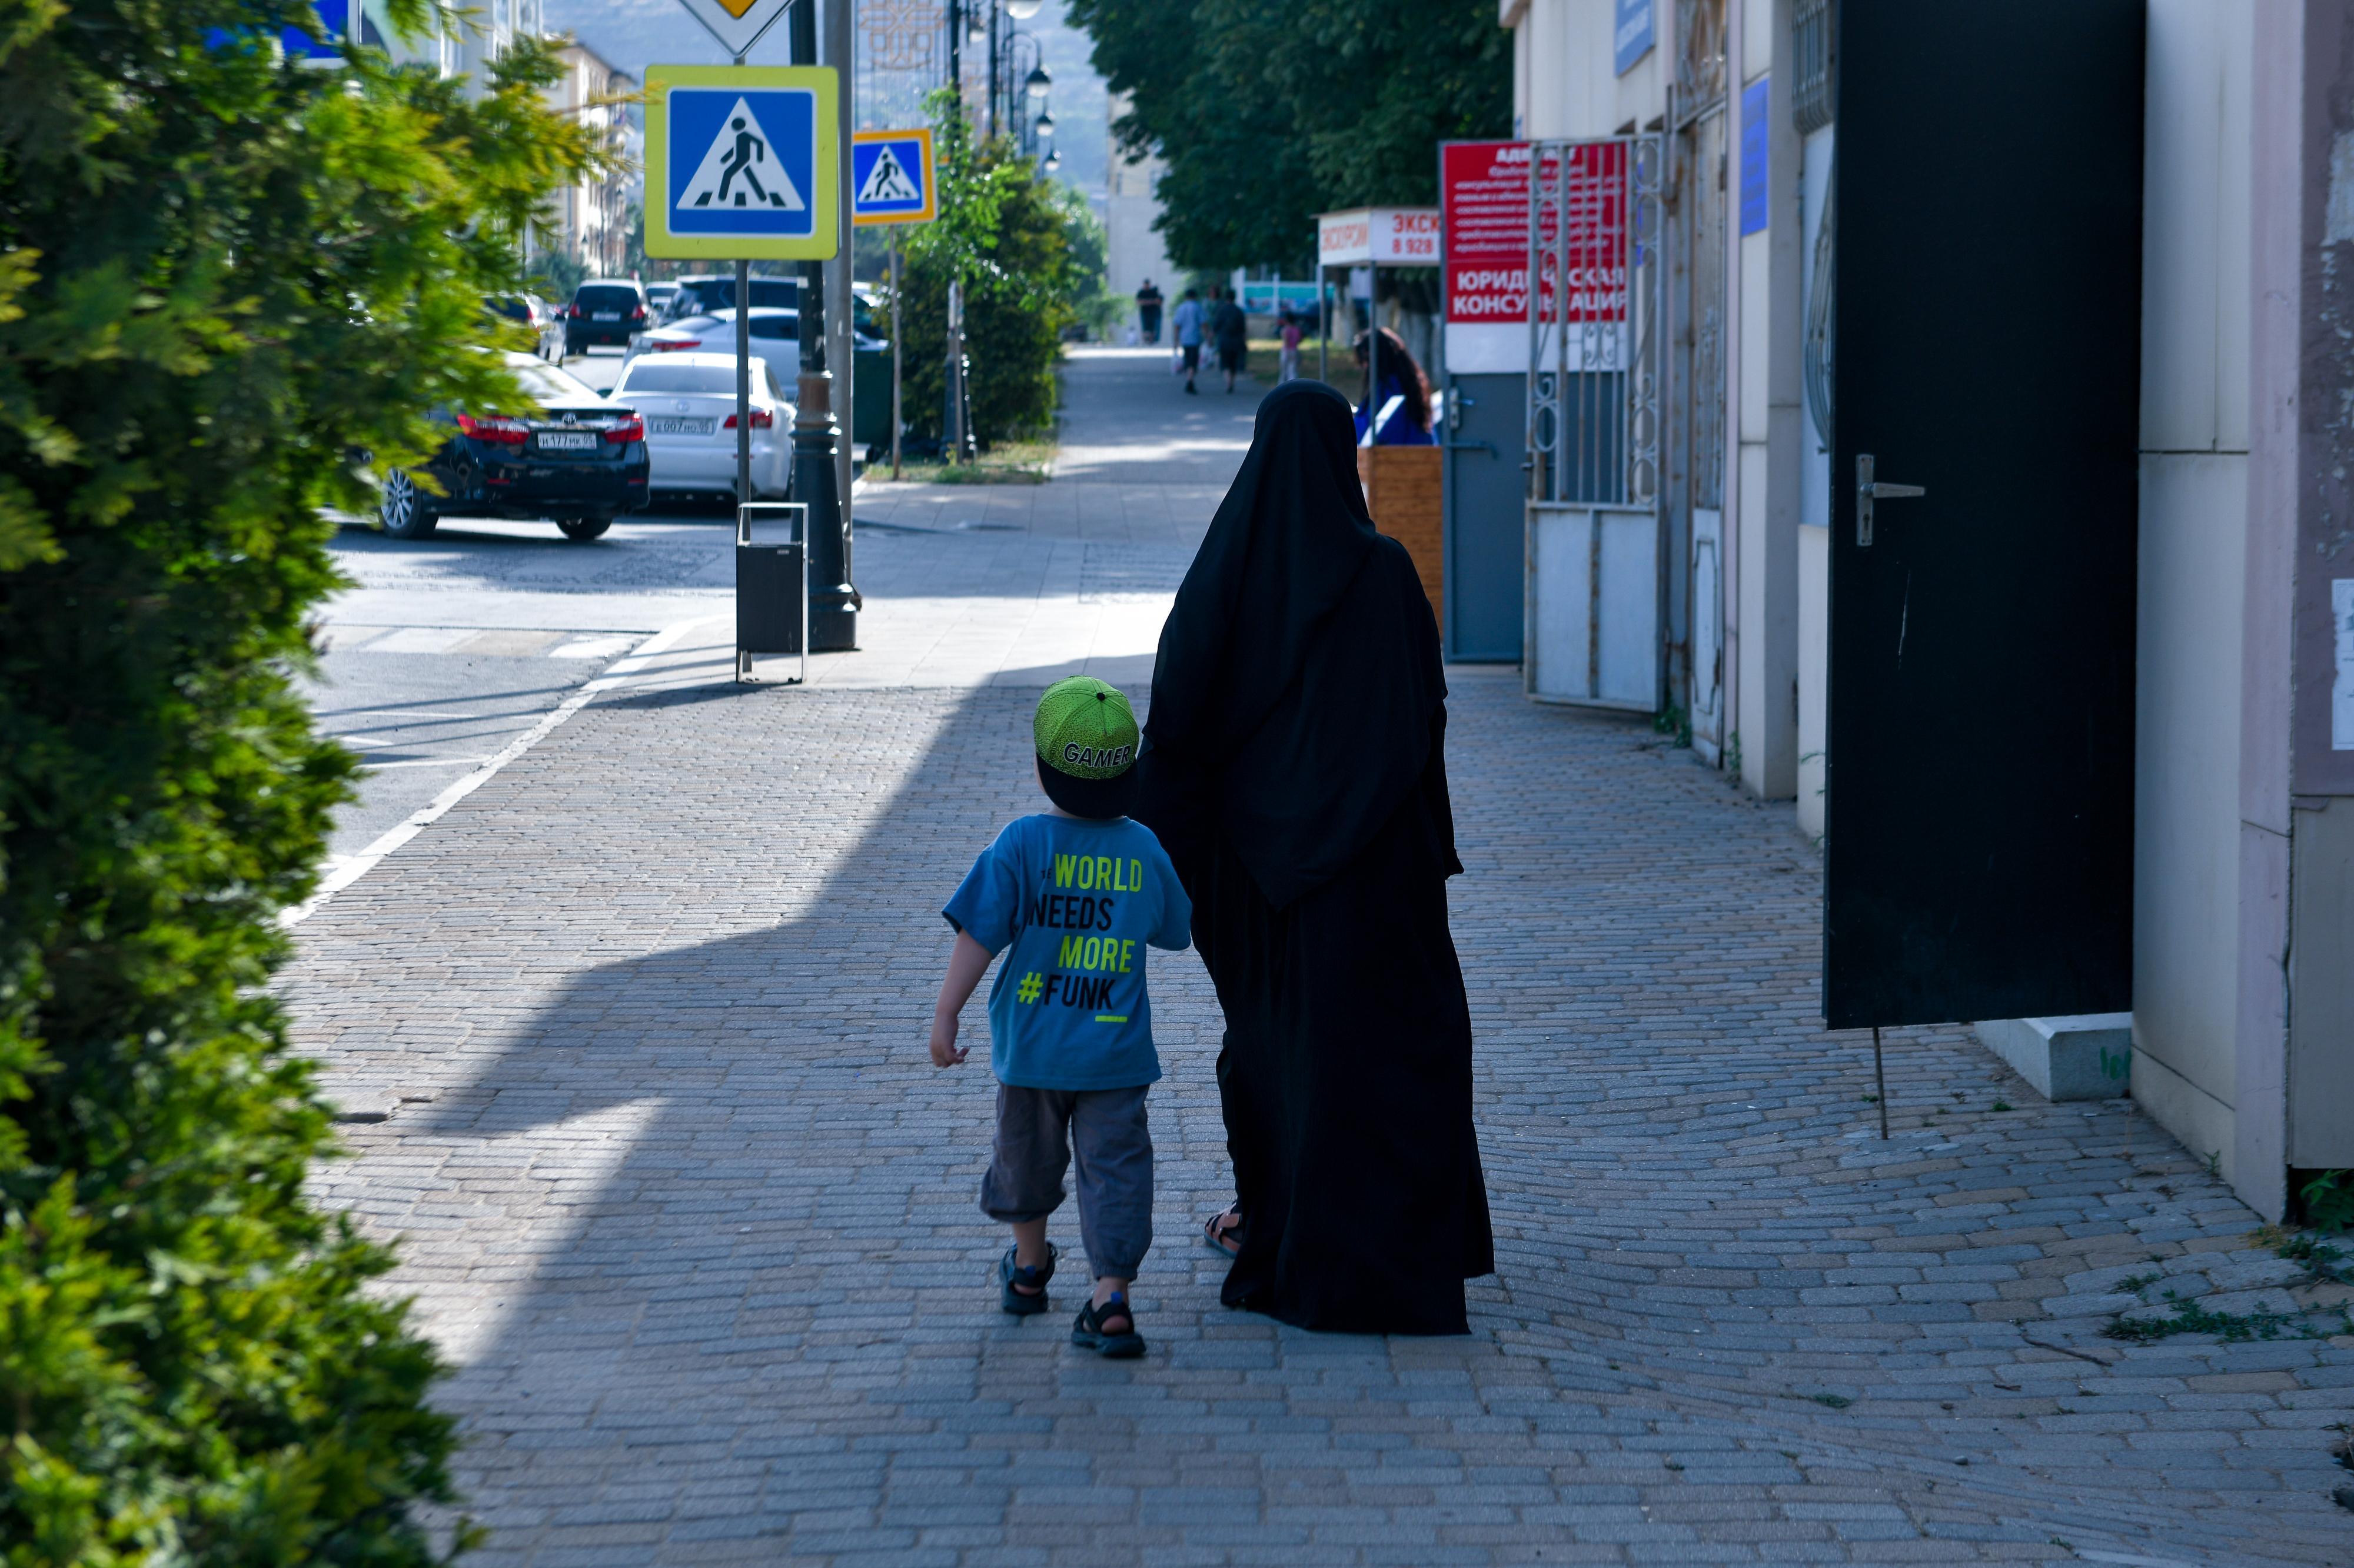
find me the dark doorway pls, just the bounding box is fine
[1443,372,1528,661]
[1824,1,2144,1030]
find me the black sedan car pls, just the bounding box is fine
[377,354,649,542]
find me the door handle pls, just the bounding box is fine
[1856,454,1926,546]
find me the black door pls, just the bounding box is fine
[1824,1,2144,1030]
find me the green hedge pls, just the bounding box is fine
[890,93,1076,447]
[0,4,596,1560]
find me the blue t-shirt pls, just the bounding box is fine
[943,814,1193,1091]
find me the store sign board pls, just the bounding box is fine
[1315,207,1442,268]
[1614,0,1655,75]
[1442,139,1627,372]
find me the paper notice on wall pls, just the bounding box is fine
[2335,579,2354,749]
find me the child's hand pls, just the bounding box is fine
[928,1011,968,1068]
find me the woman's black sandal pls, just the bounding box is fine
[1201,1209,1244,1259]
[1071,1292,1145,1358]
[1000,1243,1057,1316]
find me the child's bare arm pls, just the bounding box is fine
[928,931,992,1067]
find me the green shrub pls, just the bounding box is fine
[892,91,1075,447]
[0,3,597,1559]
[2302,1170,2354,1234]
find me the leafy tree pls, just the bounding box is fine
[0,1,597,1559]
[1066,0,1511,272]
[892,91,1074,446]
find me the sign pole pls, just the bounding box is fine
[736,257,752,502]
[827,0,855,567]
[890,235,904,479]
[1318,266,1328,385]
[733,45,750,511]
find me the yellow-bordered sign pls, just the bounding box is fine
[645,65,839,261]
[851,128,937,227]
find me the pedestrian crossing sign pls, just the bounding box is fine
[646,65,839,261]
[851,129,936,227]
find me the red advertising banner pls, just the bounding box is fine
[1442,139,1627,327]
[1442,138,1629,372]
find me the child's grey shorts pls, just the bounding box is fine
[980,1084,1153,1281]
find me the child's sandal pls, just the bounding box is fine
[1000,1243,1057,1316]
[1071,1291,1145,1358]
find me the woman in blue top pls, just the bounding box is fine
[1352,327,1437,447]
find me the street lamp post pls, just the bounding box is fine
[790,0,857,650]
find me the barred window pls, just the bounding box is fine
[1793,0,1836,134]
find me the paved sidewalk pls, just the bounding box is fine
[284,353,2353,1566]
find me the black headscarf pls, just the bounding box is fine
[1133,378,1449,908]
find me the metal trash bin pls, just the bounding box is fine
[736,501,807,685]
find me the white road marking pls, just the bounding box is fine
[284,614,726,927]
[366,627,477,653]
[331,710,487,721]
[548,635,639,660]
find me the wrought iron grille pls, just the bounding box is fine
[1793,0,1836,135]
[1524,137,1664,509]
[1803,149,1836,443]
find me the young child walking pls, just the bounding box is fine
[929,677,1192,1357]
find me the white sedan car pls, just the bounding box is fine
[609,352,793,503]
[624,307,800,386]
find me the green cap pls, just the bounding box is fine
[1035,676,1139,780]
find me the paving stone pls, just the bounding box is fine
[282,354,2353,1564]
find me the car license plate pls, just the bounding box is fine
[536,431,597,451]
[647,417,716,437]
[592,311,620,321]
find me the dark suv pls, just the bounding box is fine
[566,279,649,352]
[663,273,799,322]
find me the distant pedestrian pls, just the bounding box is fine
[929,677,1194,1360]
[1172,288,1204,395]
[1212,287,1249,392]
[1352,327,1436,446]
[1132,381,1492,1334]
[1278,309,1302,383]
[1135,278,1165,344]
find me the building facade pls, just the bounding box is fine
[546,41,637,281]
[1498,0,2354,1221]
[1104,93,1178,341]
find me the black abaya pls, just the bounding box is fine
[1133,380,1492,1335]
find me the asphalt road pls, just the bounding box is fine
[307,353,733,863]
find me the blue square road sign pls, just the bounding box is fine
[646,65,839,261]
[852,130,936,227]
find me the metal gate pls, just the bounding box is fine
[1522,134,1666,711]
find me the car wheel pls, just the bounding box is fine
[557,516,612,541]
[380,471,438,539]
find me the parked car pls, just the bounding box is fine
[377,352,649,542]
[660,276,889,344]
[565,278,649,354]
[627,308,801,386]
[611,352,793,505]
[644,281,679,317]
[484,293,564,361]
[660,273,798,323]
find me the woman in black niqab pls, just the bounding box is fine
[1133,379,1492,1334]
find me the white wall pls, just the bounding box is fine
[1103,94,1176,338]
[1515,0,1665,140]
[2130,0,2254,1178]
